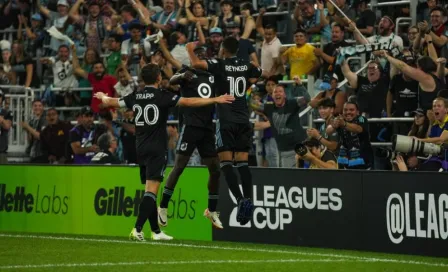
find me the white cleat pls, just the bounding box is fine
[158,207,168,227]
[129,228,145,242]
[204,208,224,229]
[151,231,173,241]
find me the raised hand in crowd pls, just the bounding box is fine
[306,128,320,139]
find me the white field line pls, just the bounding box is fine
[0,234,447,268]
[0,259,348,270]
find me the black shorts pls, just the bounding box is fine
[138,152,167,184]
[216,121,253,153]
[176,125,217,158]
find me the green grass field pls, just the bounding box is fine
[0,232,447,272]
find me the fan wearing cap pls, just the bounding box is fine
[17,14,45,58]
[386,51,419,118]
[69,106,107,164]
[206,27,223,59]
[37,0,72,53]
[295,138,338,169]
[0,89,12,164]
[69,0,111,54]
[71,45,118,114]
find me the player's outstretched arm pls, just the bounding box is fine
[186,42,208,70]
[178,94,235,107]
[94,92,121,108]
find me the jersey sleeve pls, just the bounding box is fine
[160,91,181,108]
[206,59,221,74]
[118,93,135,109]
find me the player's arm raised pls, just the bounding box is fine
[178,94,235,107]
[94,92,122,108]
[186,42,208,70]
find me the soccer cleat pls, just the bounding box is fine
[158,207,168,227]
[151,231,173,241]
[129,228,145,242]
[236,198,245,223]
[204,208,224,229]
[240,198,254,226]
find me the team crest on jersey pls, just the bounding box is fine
[209,76,214,83]
[180,142,188,151]
[209,59,218,64]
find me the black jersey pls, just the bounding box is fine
[176,67,215,129]
[206,57,262,124]
[119,86,180,155]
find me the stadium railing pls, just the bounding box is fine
[369,0,417,26]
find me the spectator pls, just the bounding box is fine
[282,29,320,79]
[118,108,137,164]
[342,60,388,118]
[407,25,419,50]
[382,51,443,111]
[418,0,438,24]
[177,0,211,42]
[253,84,307,168]
[386,53,419,118]
[169,31,191,66]
[118,5,140,40]
[206,27,223,59]
[21,99,46,162]
[149,0,178,32]
[223,21,259,66]
[414,7,448,59]
[77,48,101,106]
[90,132,121,164]
[256,9,283,79]
[314,23,349,84]
[310,77,346,115]
[0,89,12,164]
[347,0,375,37]
[307,98,339,153]
[239,2,256,42]
[99,111,123,161]
[69,106,106,164]
[121,23,152,76]
[0,42,16,85]
[115,65,138,97]
[260,76,278,167]
[327,0,355,39]
[296,137,338,169]
[37,0,72,54]
[72,45,118,114]
[106,34,122,76]
[327,101,373,169]
[41,44,79,90]
[295,0,331,43]
[213,0,240,37]
[69,0,112,54]
[40,108,72,164]
[17,14,45,58]
[10,41,39,88]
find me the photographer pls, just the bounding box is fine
[295,138,338,169]
[327,101,373,169]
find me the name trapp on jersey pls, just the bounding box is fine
[136,93,154,100]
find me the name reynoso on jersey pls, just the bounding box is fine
[225,65,248,72]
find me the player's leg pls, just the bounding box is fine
[198,129,223,228]
[159,126,196,226]
[234,123,256,225]
[130,165,151,241]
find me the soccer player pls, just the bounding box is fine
[186,37,263,225]
[158,46,223,229]
[95,64,234,241]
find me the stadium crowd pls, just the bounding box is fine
[0,0,448,171]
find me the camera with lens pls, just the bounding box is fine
[375,148,399,160]
[295,143,308,156]
[392,135,446,156]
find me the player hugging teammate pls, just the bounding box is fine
[96,36,263,241]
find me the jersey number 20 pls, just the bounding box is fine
[227,76,246,97]
[133,104,159,126]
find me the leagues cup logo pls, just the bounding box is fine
[386,193,448,245]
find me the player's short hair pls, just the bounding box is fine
[222,36,239,55]
[141,64,161,85]
[318,98,336,108]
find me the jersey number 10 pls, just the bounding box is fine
[227,76,247,97]
[133,104,159,126]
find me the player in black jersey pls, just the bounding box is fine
[187,37,263,225]
[158,46,224,229]
[94,64,234,241]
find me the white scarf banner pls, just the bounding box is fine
[335,39,401,65]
